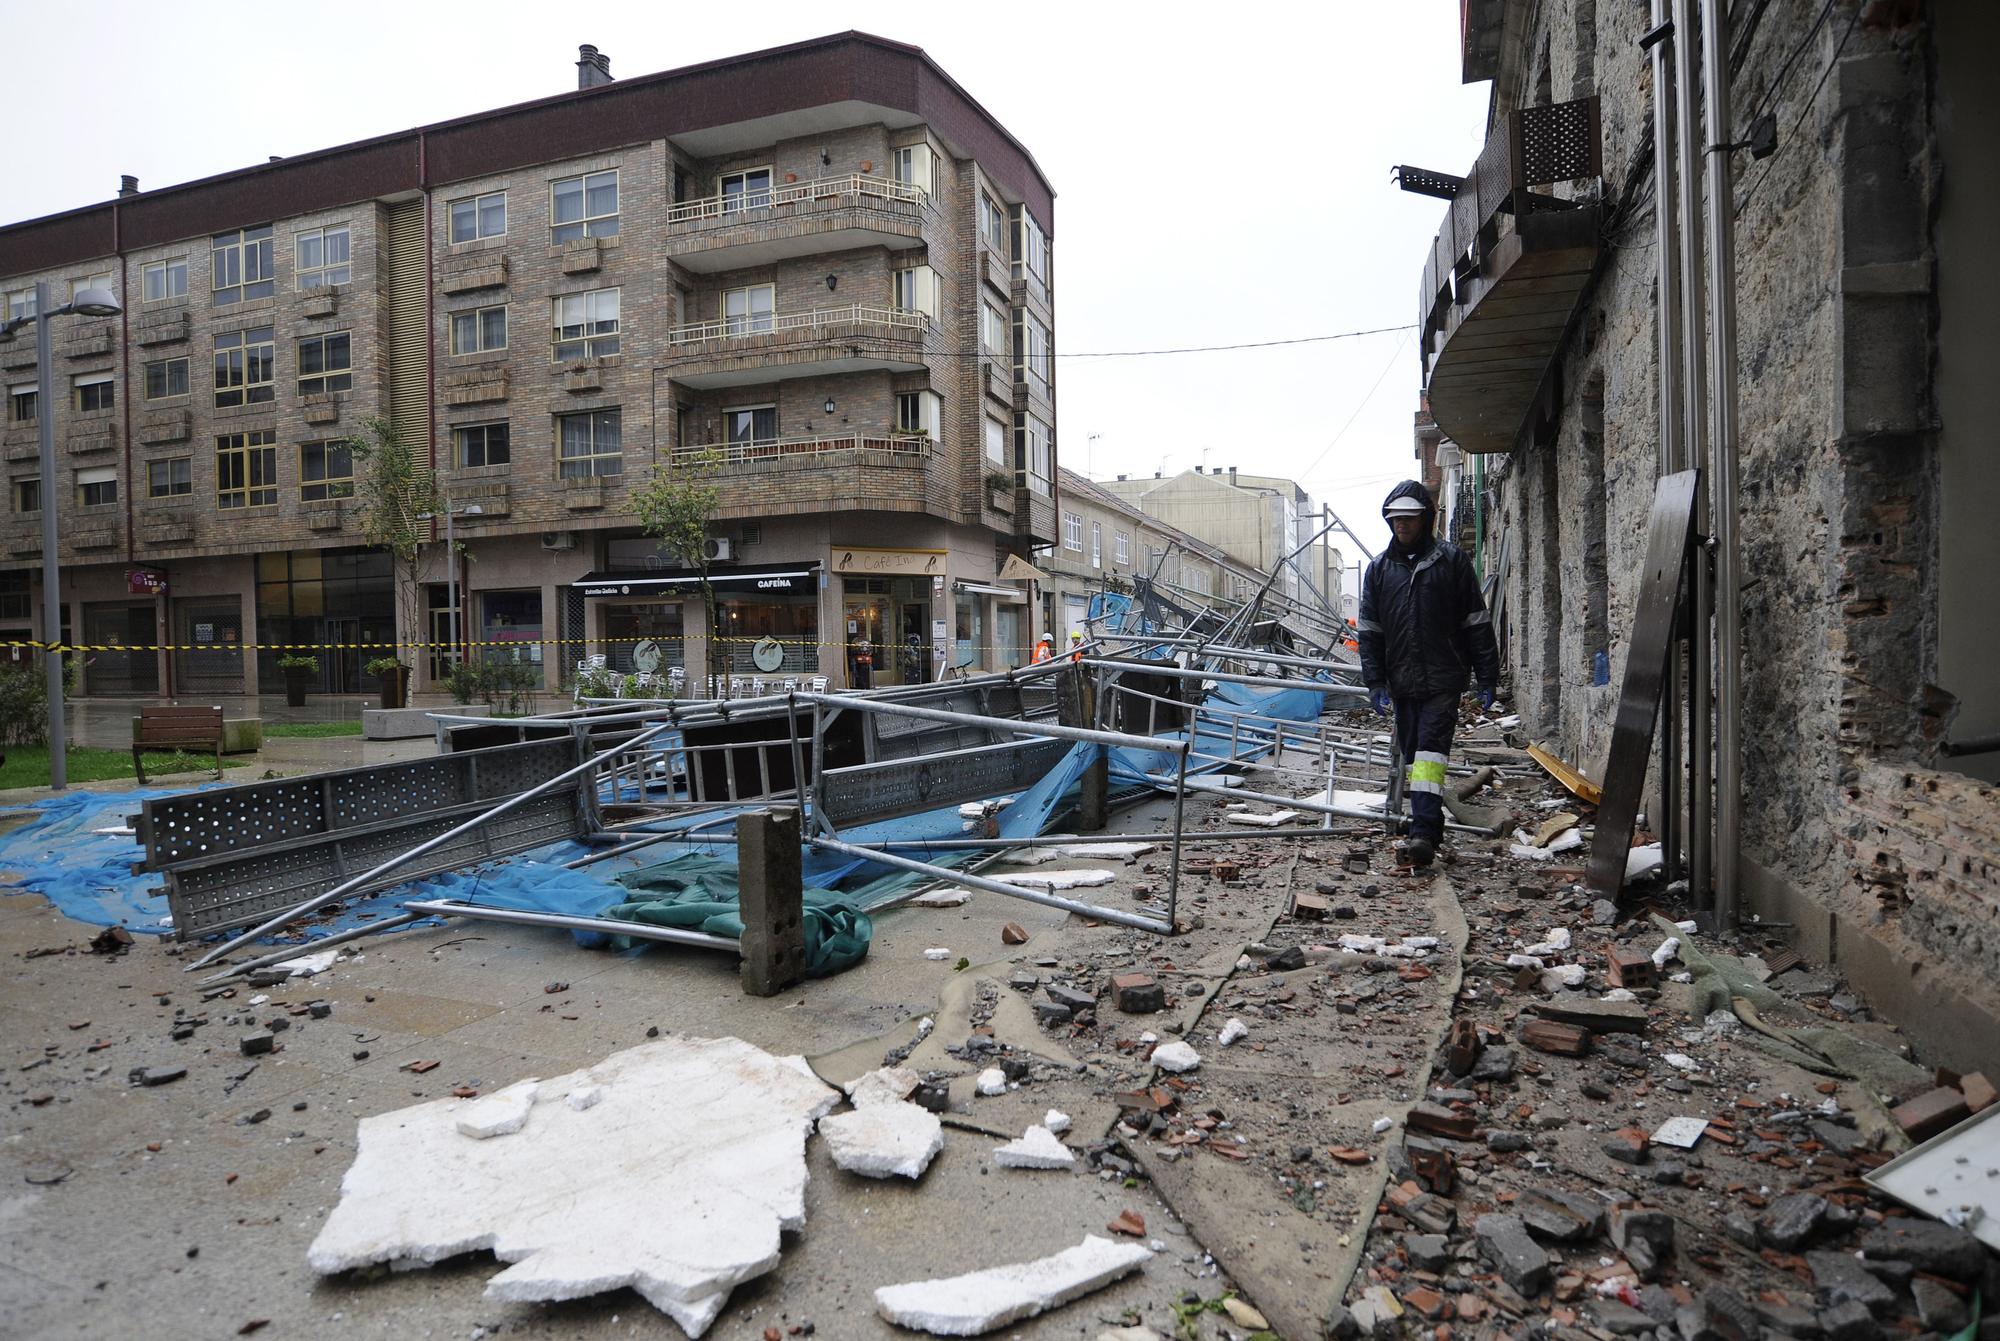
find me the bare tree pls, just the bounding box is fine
[631,447,723,696]
[346,416,443,692]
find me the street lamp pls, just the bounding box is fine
[0,281,122,790]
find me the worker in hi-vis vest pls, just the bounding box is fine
[1357,479,1501,868]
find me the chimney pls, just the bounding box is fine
[117,175,139,198]
[1229,466,1238,485]
[1116,473,1127,482]
[577,44,614,89]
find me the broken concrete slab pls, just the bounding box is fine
[1804,1250,1898,1313]
[308,1036,838,1338]
[1530,995,1650,1034]
[994,1125,1075,1170]
[820,1102,943,1180]
[873,1234,1150,1335]
[1474,1214,1550,1295]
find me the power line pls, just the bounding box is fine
[1736,1,1862,220]
[803,322,1416,362]
[1292,329,1413,481]
[1737,0,1836,130]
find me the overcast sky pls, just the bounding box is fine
[5,0,1489,568]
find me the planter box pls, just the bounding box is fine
[302,288,340,319]
[67,427,116,455]
[302,395,340,425]
[73,526,119,551]
[139,513,195,544]
[560,239,602,274]
[362,706,436,740]
[561,361,604,393]
[443,256,508,293]
[305,504,344,531]
[136,310,190,346]
[63,325,114,358]
[562,480,605,510]
[989,488,1015,514]
[138,411,191,445]
[444,367,508,406]
[3,435,39,462]
[0,341,37,370]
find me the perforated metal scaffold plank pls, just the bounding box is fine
[132,737,591,939]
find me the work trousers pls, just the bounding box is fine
[1393,691,1460,844]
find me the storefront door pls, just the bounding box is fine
[83,603,160,695]
[177,601,245,696]
[325,617,362,693]
[844,598,885,689]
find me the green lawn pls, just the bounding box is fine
[0,746,248,790]
[264,720,365,738]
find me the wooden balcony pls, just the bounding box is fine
[1406,96,1602,453]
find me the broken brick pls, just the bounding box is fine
[1407,1103,1478,1141]
[1891,1087,1970,1142]
[1110,972,1165,1015]
[1959,1071,1996,1114]
[1292,892,1330,920]
[1602,1128,1650,1164]
[401,1059,441,1074]
[1105,1209,1146,1237]
[1520,1019,1591,1057]
[1446,1018,1482,1076]
[1406,1136,1457,1194]
[1000,923,1028,945]
[1606,944,1658,990]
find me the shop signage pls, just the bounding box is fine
[127,567,167,596]
[576,565,817,598]
[833,547,946,577]
[752,638,785,672]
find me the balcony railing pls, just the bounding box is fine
[673,432,930,467]
[664,173,926,226]
[667,303,926,347]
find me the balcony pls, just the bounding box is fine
[673,433,933,520]
[1404,95,1602,453]
[672,432,928,468]
[662,174,928,274]
[662,303,927,389]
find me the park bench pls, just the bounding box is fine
[133,705,225,783]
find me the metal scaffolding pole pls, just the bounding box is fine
[1649,0,1687,887]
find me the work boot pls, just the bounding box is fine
[1399,837,1437,869]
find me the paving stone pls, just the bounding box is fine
[1474,1213,1550,1295]
[1760,1192,1830,1250]
[1110,973,1164,1015]
[1805,1251,1898,1313]
[239,1031,275,1056]
[1045,984,1096,1014]
[1858,1219,1988,1282]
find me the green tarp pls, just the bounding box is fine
[607,853,874,977]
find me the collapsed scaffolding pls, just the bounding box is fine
[131,564,1524,988]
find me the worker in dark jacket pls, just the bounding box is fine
[1357,480,1501,867]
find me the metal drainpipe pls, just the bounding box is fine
[1474,452,1486,581]
[1650,0,1687,885]
[1700,0,1742,928]
[1672,0,1713,907]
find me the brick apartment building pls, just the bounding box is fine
[0,32,1058,697]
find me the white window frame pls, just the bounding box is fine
[895,390,941,438]
[142,259,187,303]
[550,169,619,243]
[144,357,189,401]
[723,284,774,336]
[5,290,35,322]
[894,265,940,323]
[1090,522,1102,569]
[552,288,620,362]
[892,145,938,196]
[984,417,1008,466]
[722,403,778,447]
[718,167,773,213]
[1062,511,1083,552]
[981,302,1008,354]
[1114,531,1131,565]
[451,304,508,355]
[76,465,118,507]
[70,271,114,303]
[449,190,506,243]
[294,226,351,289]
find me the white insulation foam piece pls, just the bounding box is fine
[821,1103,943,1180]
[993,1125,1074,1170]
[308,1036,838,1338]
[1150,1041,1201,1073]
[455,1080,540,1140]
[873,1235,1151,1335]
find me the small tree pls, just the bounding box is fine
[631,448,723,696]
[347,416,443,678]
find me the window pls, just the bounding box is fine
[551,169,619,242]
[295,226,351,289]
[723,284,774,336]
[297,332,351,397]
[719,168,772,213]
[217,431,277,507]
[981,193,1006,246]
[142,259,188,303]
[892,145,938,195]
[454,422,510,468]
[211,226,274,305]
[450,304,508,355]
[5,290,34,322]
[214,327,275,407]
[1091,522,1102,568]
[8,385,35,423]
[558,408,622,478]
[552,289,619,361]
[449,191,506,242]
[893,265,940,322]
[981,302,1008,354]
[1062,512,1083,552]
[896,390,940,438]
[77,467,118,507]
[724,404,777,447]
[1017,413,1053,496]
[1013,208,1051,285]
[1115,531,1131,565]
[300,440,354,501]
[1014,311,1051,391]
[73,373,114,413]
[144,357,189,401]
[147,456,192,499]
[13,478,41,513]
[984,417,1008,466]
[70,271,114,303]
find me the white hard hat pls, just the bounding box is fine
[1383,496,1429,517]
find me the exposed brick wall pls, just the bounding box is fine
[1843,761,2000,979]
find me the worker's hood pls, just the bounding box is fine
[1381,479,1436,517]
